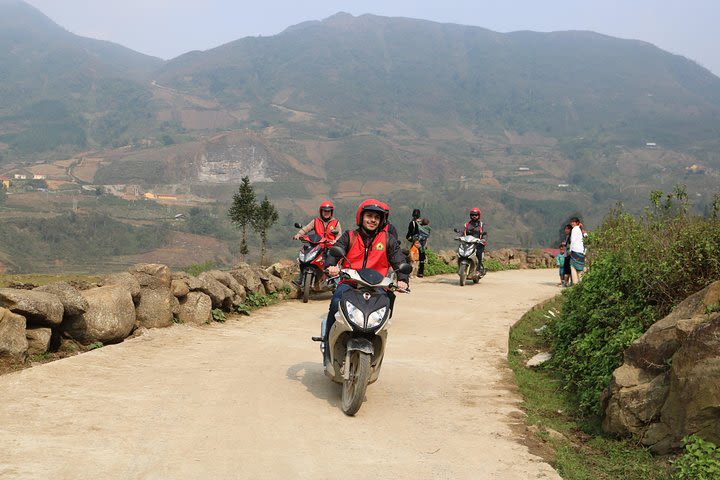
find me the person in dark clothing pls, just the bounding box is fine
[463,207,488,274]
[405,208,422,243]
[405,208,429,277]
[322,199,409,360]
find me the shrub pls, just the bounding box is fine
[672,435,720,480]
[549,192,720,416]
[211,308,226,323]
[181,260,215,276]
[484,257,518,272]
[423,249,455,276]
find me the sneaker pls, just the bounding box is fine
[417,273,424,278]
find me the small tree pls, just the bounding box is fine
[252,195,279,266]
[228,176,257,259]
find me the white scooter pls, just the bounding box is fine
[454,230,486,286]
[313,245,412,416]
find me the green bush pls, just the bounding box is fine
[484,257,518,272]
[211,308,226,323]
[181,260,215,276]
[549,193,720,415]
[423,249,455,276]
[672,435,720,480]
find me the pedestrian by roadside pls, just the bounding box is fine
[557,242,567,287]
[415,218,431,277]
[569,217,587,284]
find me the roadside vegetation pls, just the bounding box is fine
[510,186,720,479]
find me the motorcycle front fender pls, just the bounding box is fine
[346,337,374,355]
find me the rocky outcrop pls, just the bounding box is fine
[63,285,136,345]
[602,281,720,453]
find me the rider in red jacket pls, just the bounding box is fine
[464,207,488,274]
[321,199,409,358]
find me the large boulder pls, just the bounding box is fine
[100,272,141,302]
[135,287,175,329]
[170,279,190,298]
[0,307,27,362]
[177,292,212,325]
[128,263,171,290]
[229,265,265,295]
[62,285,136,345]
[602,281,720,454]
[26,327,53,356]
[0,288,64,327]
[207,270,247,303]
[35,282,89,317]
[196,272,234,308]
[172,271,205,291]
[266,262,296,281]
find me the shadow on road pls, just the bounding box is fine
[286,362,340,407]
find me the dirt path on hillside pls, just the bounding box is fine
[0,270,562,480]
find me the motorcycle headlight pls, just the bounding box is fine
[345,301,364,327]
[366,307,388,329]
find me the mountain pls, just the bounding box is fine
[157,12,720,148]
[2,8,720,272]
[0,0,163,155]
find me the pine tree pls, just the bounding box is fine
[252,195,279,266]
[228,176,257,260]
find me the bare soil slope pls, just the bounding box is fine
[0,269,561,479]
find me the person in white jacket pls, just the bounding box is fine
[569,217,587,284]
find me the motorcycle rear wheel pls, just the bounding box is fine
[302,271,313,303]
[341,351,371,416]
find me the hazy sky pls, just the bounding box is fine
[24,0,720,76]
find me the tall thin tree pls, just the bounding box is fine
[252,195,279,266]
[228,176,257,260]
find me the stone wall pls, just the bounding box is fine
[0,262,296,365]
[437,248,557,269]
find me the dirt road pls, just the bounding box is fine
[0,270,561,480]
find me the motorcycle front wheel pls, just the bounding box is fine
[302,270,313,303]
[341,351,371,416]
[458,264,467,286]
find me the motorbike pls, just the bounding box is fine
[312,245,412,416]
[454,229,486,286]
[294,223,335,303]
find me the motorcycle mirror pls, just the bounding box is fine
[396,263,413,275]
[294,222,302,229]
[453,228,460,233]
[329,245,346,258]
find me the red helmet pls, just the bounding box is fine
[377,200,390,219]
[355,198,389,228]
[319,200,334,216]
[470,207,481,217]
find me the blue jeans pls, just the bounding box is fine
[323,283,352,340]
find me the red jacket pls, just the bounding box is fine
[343,230,390,276]
[314,217,339,242]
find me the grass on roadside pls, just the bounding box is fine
[508,297,674,480]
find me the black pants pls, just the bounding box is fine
[418,239,427,276]
[476,244,485,270]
